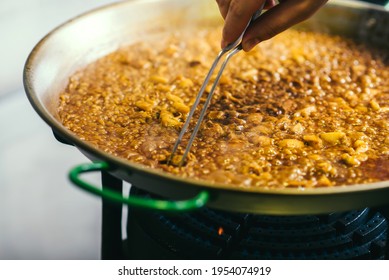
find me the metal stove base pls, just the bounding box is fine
[99,172,389,260]
[125,200,388,259]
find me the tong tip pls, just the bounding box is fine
[166,153,186,167]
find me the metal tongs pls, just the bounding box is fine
[168,5,264,166]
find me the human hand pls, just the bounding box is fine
[216,0,328,51]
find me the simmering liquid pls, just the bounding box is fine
[58,27,389,189]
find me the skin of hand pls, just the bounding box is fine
[216,0,328,51]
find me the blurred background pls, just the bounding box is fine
[0,0,118,260]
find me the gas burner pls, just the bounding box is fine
[126,188,387,260]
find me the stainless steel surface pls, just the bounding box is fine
[168,5,264,166]
[24,0,389,215]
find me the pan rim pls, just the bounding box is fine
[23,0,389,198]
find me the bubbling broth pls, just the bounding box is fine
[58,27,389,190]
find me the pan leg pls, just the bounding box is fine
[381,208,389,260]
[374,206,389,260]
[101,171,124,259]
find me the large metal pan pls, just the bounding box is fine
[24,0,389,215]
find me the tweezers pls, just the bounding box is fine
[168,5,264,166]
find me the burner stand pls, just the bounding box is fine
[100,171,389,260]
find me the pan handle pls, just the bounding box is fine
[68,161,210,212]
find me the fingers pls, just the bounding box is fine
[219,0,267,49]
[242,0,328,51]
[263,0,277,9]
[216,0,276,19]
[215,0,328,52]
[215,0,230,19]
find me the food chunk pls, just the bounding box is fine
[278,139,304,149]
[160,110,181,127]
[320,132,345,145]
